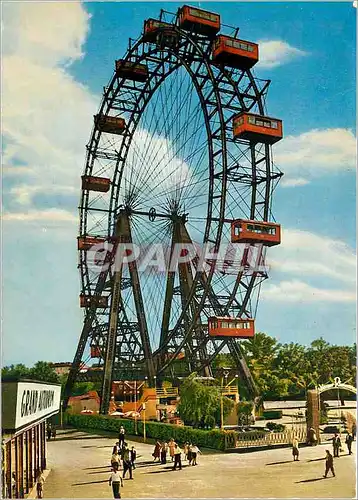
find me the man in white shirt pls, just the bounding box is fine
[109,463,123,498]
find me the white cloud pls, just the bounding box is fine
[264,229,356,303]
[275,128,356,185]
[268,229,356,284]
[258,40,307,68]
[280,177,309,188]
[2,2,90,65]
[2,2,97,212]
[264,280,356,303]
[2,209,77,223]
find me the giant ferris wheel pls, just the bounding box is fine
[65,5,283,413]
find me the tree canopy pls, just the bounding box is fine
[216,334,356,400]
[2,361,59,383]
[177,373,234,428]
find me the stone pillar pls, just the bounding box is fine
[306,389,320,444]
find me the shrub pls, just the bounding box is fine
[65,413,226,450]
[266,421,286,432]
[262,410,282,420]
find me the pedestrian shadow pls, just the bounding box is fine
[55,435,106,442]
[87,470,112,475]
[296,478,327,483]
[308,458,325,462]
[72,479,109,486]
[145,465,189,474]
[266,460,295,466]
[135,461,162,468]
[83,466,110,470]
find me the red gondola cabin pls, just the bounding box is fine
[115,60,148,82]
[231,219,281,247]
[143,19,177,42]
[233,112,283,144]
[178,5,220,36]
[94,114,126,135]
[208,317,254,338]
[80,294,108,308]
[77,236,107,251]
[81,175,111,193]
[212,35,258,69]
[90,345,102,358]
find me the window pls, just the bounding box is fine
[222,321,228,328]
[256,120,264,127]
[247,224,254,232]
[239,43,248,51]
[247,44,254,52]
[263,121,271,128]
[248,116,255,125]
[189,8,218,22]
[271,121,278,129]
[225,38,234,47]
[235,116,244,126]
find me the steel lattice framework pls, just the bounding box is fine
[65,9,282,413]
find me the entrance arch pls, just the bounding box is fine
[306,377,357,444]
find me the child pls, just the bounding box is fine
[190,444,202,466]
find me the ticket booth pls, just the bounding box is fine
[2,379,61,498]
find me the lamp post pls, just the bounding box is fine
[134,381,138,435]
[142,402,146,443]
[60,400,63,429]
[221,370,230,430]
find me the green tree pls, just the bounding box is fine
[237,401,254,426]
[28,361,59,383]
[177,373,234,428]
[2,364,30,378]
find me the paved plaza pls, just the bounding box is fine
[42,428,356,498]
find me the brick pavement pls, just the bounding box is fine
[43,428,356,498]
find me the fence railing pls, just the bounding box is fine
[156,387,179,398]
[226,426,307,449]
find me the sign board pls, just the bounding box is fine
[2,380,61,432]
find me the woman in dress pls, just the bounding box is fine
[152,441,161,461]
[168,439,176,462]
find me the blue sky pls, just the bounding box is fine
[2,1,356,367]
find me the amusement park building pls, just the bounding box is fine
[1,379,61,498]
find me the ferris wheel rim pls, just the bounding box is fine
[77,23,276,376]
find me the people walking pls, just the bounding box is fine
[190,444,201,466]
[46,424,52,441]
[187,443,193,465]
[324,450,335,478]
[168,439,176,462]
[332,433,341,458]
[122,443,133,479]
[111,449,121,470]
[36,469,45,499]
[130,445,137,469]
[109,463,123,499]
[51,427,56,440]
[118,426,125,449]
[292,436,299,461]
[173,444,182,471]
[345,433,354,455]
[160,442,168,464]
[152,441,161,462]
[113,442,121,455]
